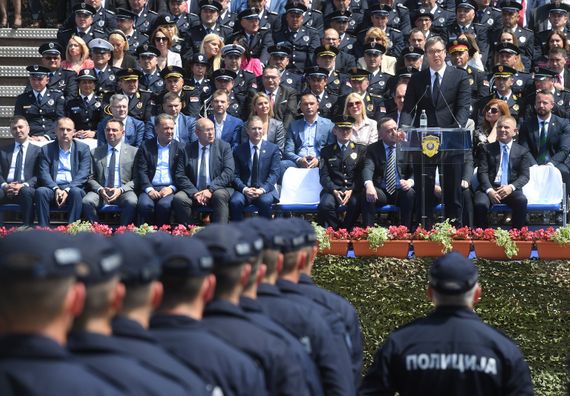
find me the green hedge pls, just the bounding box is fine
[313,256,570,396]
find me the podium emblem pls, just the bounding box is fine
[422,135,440,157]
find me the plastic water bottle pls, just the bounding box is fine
[419,109,428,129]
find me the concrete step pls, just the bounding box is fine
[0,65,29,86]
[0,46,42,66]
[0,106,13,118]
[0,86,25,107]
[0,28,58,46]
[0,127,12,139]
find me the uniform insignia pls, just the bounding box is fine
[203,86,210,93]
[349,20,355,26]
[469,78,474,85]
[422,135,440,157]
[558,100,564,106]
[380,106,386,112]
[190,96,199,102]
[519,36,526,43]
[251,82,257,88]
[512,104,519,111]
[516,80,523,86]
[59,80,66,87]
[49,42,54,49]
[307,20,313,26]
[367,104,373,112]
[325,102,332,108]
[232,103,238,109]
[287,78,293,84]
[350,152,357,160]
[483,79,489,86]
[133,41,139,48]
[157,80,164,86]
[439,17,444,23]
[487,18,493,25]
[394,17,400,23]
[334,78,340,84]
[380,81,385,86]
[347,44,353,50]
[98,20,105,27]
[144,20,149,27]
[303,35,310,42]
[94,102,101,108]
[229,21,234,27]
[47,99,54,105]
[109,75,115,81]
[136,102,143,109]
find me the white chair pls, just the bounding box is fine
[275,167,322,212]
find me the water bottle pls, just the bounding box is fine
[419,109,428,129]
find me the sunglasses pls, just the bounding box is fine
[486,107,500,114]
[348,101,361,107]
[155,37,168,42]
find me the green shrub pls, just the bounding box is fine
[313,256,570,396]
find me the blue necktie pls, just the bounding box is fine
[500,145,509,186]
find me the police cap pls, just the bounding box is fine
[194,224,259,266]
[548,3,570,14]
[155,235,214,278]
[348,67,370,81]
[315,45,339,57]
[364,42,386,55]
[369,3,392,15]
[39,42,64,57]
[116,67,143,81]
[413,8,434,22]
[191,53,209,65]
[429,252,478,294]
[269,43,292,57]
[499,0,522,13]
[326,10,351,21]
[77,68,98,80]
[447,39,470,54]
[402,46,425,58]
[285,0,308,14]
[222,44,246,57]
[396,66,420,79]
[242,218,283,250]
[533,66,557,80]
[88,38,114,53]
[200,0,223,12]
[456,0,477,10]
[304,66,328,78]
[238,7,261,19]
[212,68,237,81]
[111,233,161,285]
[135,43,161,58]
[73,2,97,15]
[495,42,520,55]
[333,114,355,128]
[0,231,81,280]
[160,65,185,79]
[233,222,265,257]
[26,64,50,77]
[73,233,122,285]
[492,64,516,77]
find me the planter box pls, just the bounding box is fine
[473,240,533,260]
[412,240,472,257]
[319,240,349,256]
[352,240,410,258]
[535,241,570,260]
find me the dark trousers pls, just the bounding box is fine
[82,190,137,226]
[35,186,85,227]
[230,191,275,221]
[172,189,230,225]
[317,191,361,230]
[0,186,35,226]
[362,186,415,229]
[474,189,527,229]
[137,192,174,226]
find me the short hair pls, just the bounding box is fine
[261,249,281,277]
[110,93,128,106]
[159,274,207,310]
[431,283,477,307]
[56,116,75,128]
[496,114,518,127]
[163,92,182,103]
[212,89,229,101]
[106,118,125,129]
[378,116,395,129]
[155,113,175,128]
[536,89,555,100]
[300,92,318,103]
[263,65,281,75]
[249,92,275,118]
[213,265,243,299]
[9,115,28,128]
[549,46,568,58]
[425,35,446,50]
[73,278,118,331]
[248,115,263,126]
[121,283,152,313]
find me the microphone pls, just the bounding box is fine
[408,84,431,127]
[435,75,463,128]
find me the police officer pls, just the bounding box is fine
[534,4,570,59]
[475,65,521,124]
[361,42,391,97]
[221,43,258,98]
[303,66,340,119]
[337,67,386,120]
[474,0,502,33]
[135,43,165,95]
[111,67,155,121]
[185,53,214,117]
[264,44,303,91]
[492,42,533,96]
[361,252,534,395]
[326,10,357,55]
[148,233,269,395]
[15,65,66,141]
[210,68,247,119]
[109,233,212,396]
[362,0,411,36]
[166,0,200,36]
[128,0,159,35]
[447,39,489,106]
[231,7,274,64]
[115,8,149,55]
[355,4,405,58]
[155,65,190,113]
[493,0,534,63]
[324,5,362,35]
[195,224,313,396]
[62,0,118,33]
[57,3,107,47]
[89,38,119,96]
[273,0,321,71]
[518,67,570,119]
[318,115,365,229]
[248,0,281,31]
[36,42,78,100]
[0,231,123,396]
[447,0,491,64]
[65,68,104,139]
[313,45,352,97]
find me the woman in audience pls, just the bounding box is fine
[242,92,286,153]
[61,36,93,74]
[533,31,570,68]
[108,30,137,69]
[229,36,263,76]
[357,28,397,75]
[473,99,511,163]
[151,26,182,69]
[200,33,224,74]
[343,93,378,146]
[490,30,527,71]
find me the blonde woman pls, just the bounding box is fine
[200,33,224,74]
[357,27,397,75]
[61,35,93,74]
[241,92,286,153]
[151,26,182,69]
[108,30,137,69]
[343,93,378,145]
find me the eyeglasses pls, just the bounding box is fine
[155,37,168,42]
[348,101,361,107]
[427,48,445,55]
[486,107,500,114]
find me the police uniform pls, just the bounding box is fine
[518,67,570,119]
[302,8,325,34]
[169,11,199,35]
[338,32,357,55]
[65,69,104,132]
[31,42,79,99]
[94,65,120,96]
[324,9,362,35]
[184,55,214,117]
[447,22,490,63]
[182,23,233,61]
[0,231,123,396]
[135,44,165,95]
[279,66,304,91]
[361,252,534,395]
[326,70,352,97]
[132,5,158,35]
[447,40,489,107]
[57,26,107,48]
[62,4,117,33]
[126,90,155,121]
[494,1,534,60]
[195,225,313,396]
[219,9,238,28]
[417,6,455,30]
[475,5,502,33]
[368,70,390,97]
[318,117,366,229]
[258,8,280,31]
[126,30,150,56]
[15,66,66,139]
[388,3,412,36]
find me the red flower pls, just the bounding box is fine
[509,227,534,241]
[388,225,410,240]
[326,227,350,240]
[471,227,496,241]
[534,227,556,241]
[349,227,369,240]
[412,227,431,240]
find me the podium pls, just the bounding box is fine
[400,127,472,226]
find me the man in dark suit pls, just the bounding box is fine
[173,118,235,224]
[475,115,530,228]
[82,118,139,225]
[0,117,42,226]
[318,115,366,230]
[362,117,415,229]
[135,113,182,226]
[35,117,91,227]
[518,90,570,187]
[208,89,244,149]
[230,116,281,220]
[259,66,298,130]
[147,92,197,144]
[400,35,471,227]
[97,94,147,147]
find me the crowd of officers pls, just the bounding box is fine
[0,218,534,395]
[8,0,570,229]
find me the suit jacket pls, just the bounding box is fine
[477,141,530,192]
[233,140,281,199]
[362,140,413,189]
[209,114,243,149]
[400,66,471,128]
[175,139,235,197]
[97,116,148,148]
[146,114,197,145]
[267,85,298,129]
[38,140,91,190]
[284,116,335,163]
[87,143,138,193]
[241,118,286,153]
[319,141,366,193]
[518,115,570,166]
[0,142,41,188]
[134,139,182,193]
